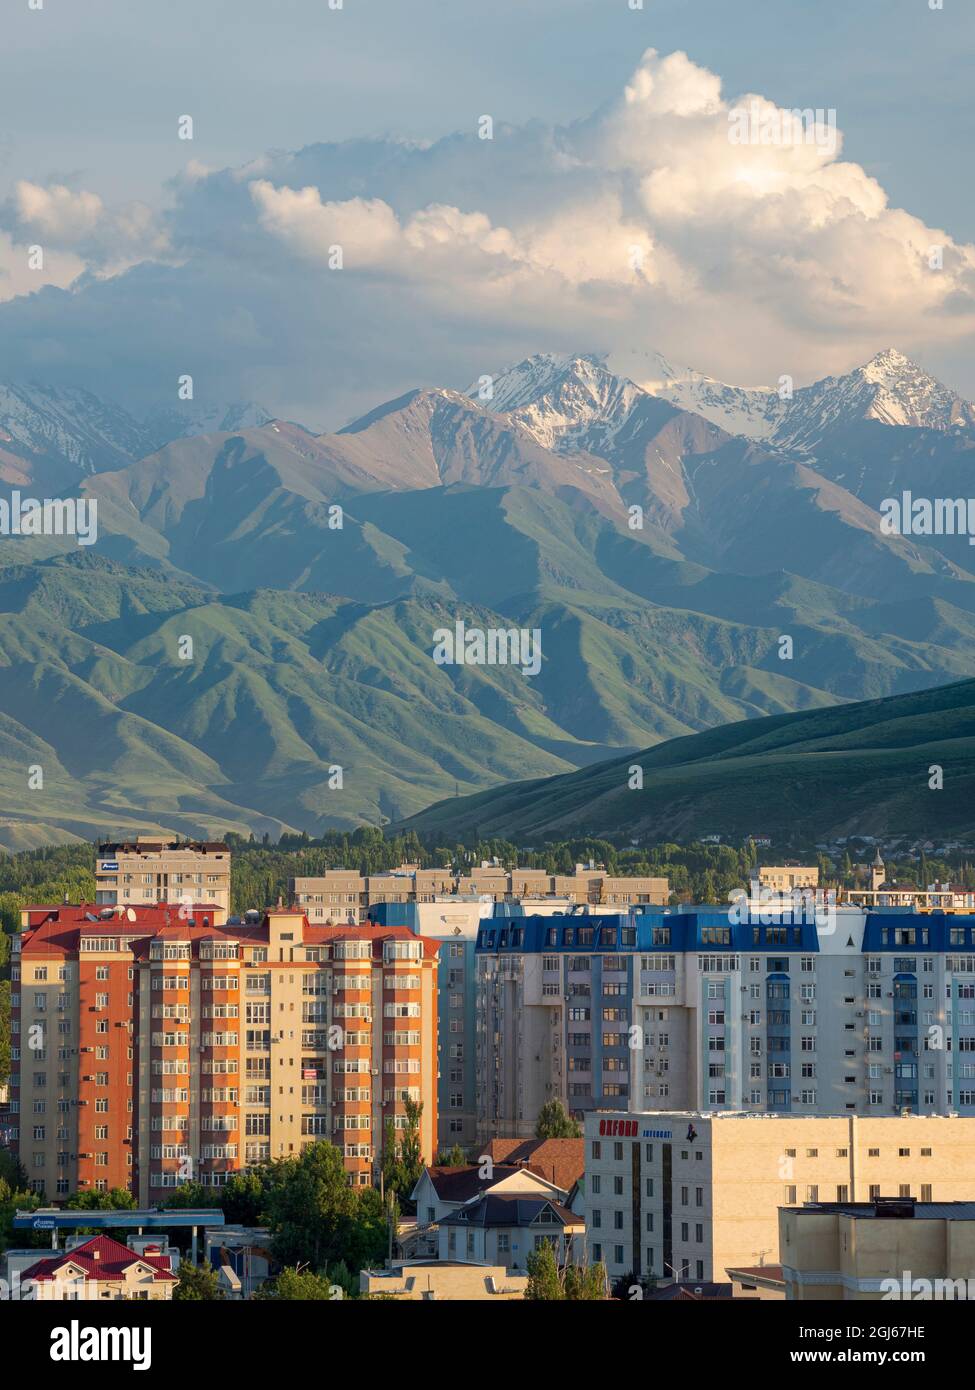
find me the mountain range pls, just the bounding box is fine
[0,346,974,846]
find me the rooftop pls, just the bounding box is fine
[439,1194,581,1229]
[19,1235,178,1284]
[788,1198,975,1221]
[479,1137,584,1193]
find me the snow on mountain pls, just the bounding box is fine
[469,353,653,455]
[477,347,975,459]
[770,348,975,451]
[0,383,276,482]
[0,382,155,477]
[604,348,783,442]
[141,400,274,449]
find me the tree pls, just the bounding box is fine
[381,1098,424,1202]
[256,1267,339,1300]
[434,1144,467,1167]
[66,1187,136,1211]
[174,1259,224,1300]
[564,1260,608,1300]
[161,1181,210,1210]
[534,1100,581,1140]
[265,1141,362,1270]
[219,1168,273,1226]
[525,1243,564,1299]
[525,1243,606,1300]
[0,1169,44,1256]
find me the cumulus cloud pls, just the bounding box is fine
[12,180,170,273]
[0,230,86,304]
[0,46,972,422]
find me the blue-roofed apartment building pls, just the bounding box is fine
[471,904,975,1138]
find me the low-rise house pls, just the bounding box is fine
[412,1162,571,1226]
[14,1235,178,1301]
[406,1162,572,1260]
[439,1193,585,1271]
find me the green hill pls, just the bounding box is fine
[399,677,975,843]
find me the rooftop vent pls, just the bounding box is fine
[874,1196,916,1220]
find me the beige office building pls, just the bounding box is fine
[292,865,669,925]
[780,1196,975,1299]
[97,840,231,914]
[758,866,819,893]
[584,1110,975,1287]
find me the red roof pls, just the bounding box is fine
[20,1235,177,1284]
[19,904,233,959]
[479,1138,585,1194]
[18,905,439,960]
[304,922,440,960]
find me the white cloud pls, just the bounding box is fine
[0,230,86,303]
[15,182,104,242]
[0,46,973,421]
[13,180,170,274]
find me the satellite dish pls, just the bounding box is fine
[126,908,137,922]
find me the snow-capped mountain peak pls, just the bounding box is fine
[846,347,975,430]
[0,382,155,478]
[473,345,975,458]
[469,352,649,453]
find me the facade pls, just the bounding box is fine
[97,840,231,913]
[474,905,975,1137]
[292,864,669,926]
[14,1235,177,1300]
[758,866,819,893]
[360,1259,529,1299]
[439,1192,584,1271]
[10,904,439,1198]
[369,900,485,1149]
[780,1197,975,1300]
[583,1110,975,1287]
[412,1162,573,1226]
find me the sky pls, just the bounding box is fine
[1,0,973,429]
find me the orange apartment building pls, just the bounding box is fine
[9,903,439,1201]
